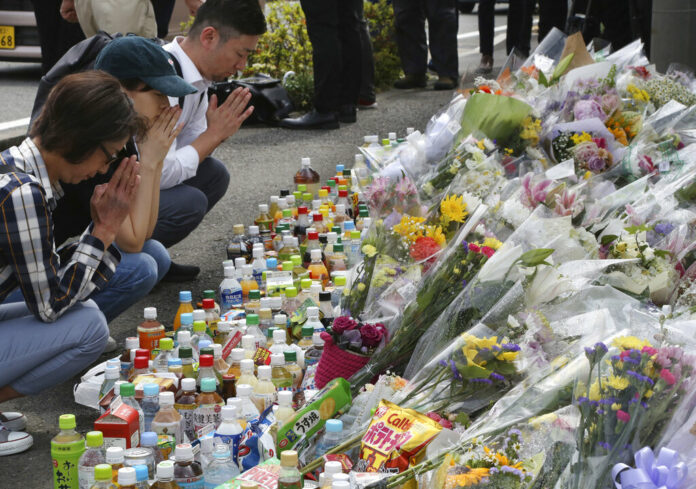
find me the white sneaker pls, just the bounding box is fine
[0,425,33,456]
[0,412,26,431]
[103,335,118,354]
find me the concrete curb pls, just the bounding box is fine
[0,126,28,150]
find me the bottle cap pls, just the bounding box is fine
[280,189,290,197]
[266,257,277,269]
[312,212,323,222]
[135,348,150,358]
[193,309,206,322]
[274,314,287,326]
[233,223,245,234]
[307,306,319,318]
[159,391,174,406]
[332,481,350,489]
[180,378,196,392]
[274,392,292,409]
[324,460,343,475]
[200,377,217,392]
[334,275,346,286]
[242,264,253,276]
[104,366,119,380]
[180,312,194,326]
[281,261,293,272]
[94,464,113,481]
[234,257,246,268]
[156,460,175,480]
[240,358,255,372]
[301,325,314,337]
[193,320,208,333]
[310,248,322,261]
[58,414,76,430]
[326,419,343,432]
[326,178,336,187]
[119,382,135,397]
[212,343,223,358]
[285,286,298,298]
[85,431,103,448]
[134,356,149,369]
[230,348,244,362]
[300,278,312,289]
[319,291,332,302]
[143,383,159,396]
[270,353,285,366]
[281,450,298,467]
[203,290,216,300]
[125,336,139,350]
[143,307,157,320]
[303,192,313,202]
[289,255,301,267]
[359,208,369,217]
[159,338,173,351]
[221,405,238,420]
[350,230,361,239]
[283,350,297,362]
[168,357,182,367]
[237,383,253,397]
[113,381,126,396]
[202,298,215,310]
[312,332,325,346]
[272,329,286,343]
[258,203,269,213]
[134,465,148,483]
[199,354,214,367]
[318,189,328,198]
[291,237,299,247]
[227,397,242,409]
[333,243,344,252]
[106,358,121,369]
[118,467,137,486]
[338,190,348,198]
[257,365,271,379]
[178,346,193,359]
[223,265,236,278]
[307,230,319,240]
[175,443,194,462]
[246,314,260,326]
[217,321,231,333]
[249,290,261,301]
[106,446,125,464]
[200,345,214,356]
[343,221,355,232]
[282,208,292,218]
[297,206,308,215]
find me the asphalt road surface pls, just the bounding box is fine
[0,7,526,488]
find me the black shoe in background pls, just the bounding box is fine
[338,105,357,123]
[393,73,427,89]
[162,261,201,282]
[279,110,340,130]
[434,76,457,91]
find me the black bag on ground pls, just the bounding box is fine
[208,74,294,125]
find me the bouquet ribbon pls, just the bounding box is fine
[612,447,687,489]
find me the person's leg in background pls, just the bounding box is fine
[537,0,567,42]
[392,0,428,89]
[358,14,377,109]
[424,0,459,89]
[506,0,530,57]
[477,0,495,73]
[88,240,170,323]
[30,0,85,75]
[336,0,363,122]
[150,0,176,38]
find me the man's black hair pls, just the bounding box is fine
[189,0,267,41]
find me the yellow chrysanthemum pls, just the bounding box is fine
[611,403,622,411]
[393,215,426,244]
[362,244,378,258]
[606,374,630,391]
[477,140,486,150]
[612,336,652,351]
[440,194,468,223]
[482,237,503,250]
[497,351,519,362]
[571,131,593,145]
[588,380,601,402]
[644,389,654,399]
[426,225,447,247]
[446,467,490,488]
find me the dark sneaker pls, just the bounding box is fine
[393,74,427,89]
[338,105,357,123]
[434,76,457,90]
[162,262,201,282]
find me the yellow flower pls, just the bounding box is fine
[497,351,519,362]
[440,194,468,223]
[528,412,558,428]
[644,389,654,399]
[393,215,426,244]
[571,131,593,145]
[482,237,503,250]
[611,403,621,411]
[453,268,461,274]
[589,380,601,401]
[357,283,366,292]
[477,140,486,150]
[606,375,629,391]
[575,380,587,398]
[426,225,447,247]
[447,467,490,488]
[520,116,542,145]
[612,336,651,351]
[362,244,378,258]
[583,171,592,180]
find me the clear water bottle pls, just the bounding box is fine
[78,431,105,489]
[204,443,240,488]
[141,383,160,432]
[314,419,343,458]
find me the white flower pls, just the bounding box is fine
[461,191,482,213]
[479,243,524,283]
[525,265,573,306]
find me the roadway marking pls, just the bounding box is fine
[458,24,508,40]
[0,117,30,132]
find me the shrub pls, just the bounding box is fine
[364,0,402,89]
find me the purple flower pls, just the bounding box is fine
[490,372,505,381]
[439,359,447,367]
[574,99,607,121]
[450,360,462,381]
[502,343,521,352]
[598,441,611,450]
[655,222,675,235]
[461,241,469,252]
[471,378,493,384]
[587,155,607,172]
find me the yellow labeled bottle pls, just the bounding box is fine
[283,350,304,392]
[252,365,276,412]
[237,358,258,388]
[173,291,194,332]
[270,353,293,393]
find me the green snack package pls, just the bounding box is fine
[277,378,352,453]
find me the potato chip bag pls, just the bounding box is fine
[357,400,442,473]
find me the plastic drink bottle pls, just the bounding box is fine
[175,378,197,443]
[194,378,225,432]
[254,204,274,248]
[245,314,266,348]
[258,306,272,333]
[89,464,115,489]
[240,264,259,298]
[168,358,183,381]
[235,384,260,426]
[241,335,257,360]
[130,356,150,380]
[237,359,258,388]
[304,333,325,367]
[331,479,350,489]
[99,366,120,400]
[153,338,173,373]
[52,414,84,489]
[252,365,277,412]
[150,461,178,489]
[314,419,343,458]
[117,467,137,489]
[174,291,194,332]
[214,321,231,347]
[308,249,329,287]
[326,243,348,274]
[348,230,363,267]
[303,232,323,267]
[277,233,298,263]
[331,275,346,307]
[294,206,310,241]
[204,442,240,489]
[227,224,249,262]
[311,211,327,235]
[139,307,165,352]
[222,374,237,402]
[151,391,184,447]
[192,321,214,354]
[220,265,243,312]
[139,432,164,476]
[320,461,343,489]
[246,285,262,315]
[178,312,194,336]
[119,383,145,434]
[297,326,314,350]
[269,329,289,356]
[203,289,222,314]
[274,312,288,333]
[197,354,221,390]
[179,347,195,379]
[333,204,349,231]
[270,353,292,393]
[78,431,105,489]
[212,344,230,379]
[283,350,304,392]
[295,157,320,195]
[214,405,243,458]
[105,447,124,484]
[141,383,160,432]
[318,292,334,328]
[278,451,302,489]
[132,465,149,489]
[246,225,264,252]
[226,349,244,378]
[269,196,280,223]
[282,287,301,317]
[265,327,278,348]
[250,248,267,290]
[305,307,324,333]
[202,299,220,336]
[119,337,140,381]
[173,443,204,489]
[275,391,295,428]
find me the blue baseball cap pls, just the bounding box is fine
[95,36,197,98]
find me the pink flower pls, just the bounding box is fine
[641,346,658,356]
[554,188,585,218]
[360,324,383,347]
[521,173,552,209]
[574,99,607,121]
[374,323,389,342]
[426,411,442,422]
[660,368,676,385]
[481,246,495,258]
[332,316,358,334]
[468,243,481,253]
[616,410,631,423]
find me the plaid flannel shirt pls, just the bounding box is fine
[0,138,120,322]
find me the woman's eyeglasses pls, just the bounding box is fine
[99,144,130,166]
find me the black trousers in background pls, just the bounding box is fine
[299,0,363,113]
[150,0,176,39]
[359,17,376,103]
[30,0,85,74]
[478,0,495,56]
[506,0,567,58]
[393,0,459,79]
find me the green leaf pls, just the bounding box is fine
[457,363,491,379]
[519,248,555,267]
[551,53,575,81]
[654,249,672,259]
[538,70,549,87]
[601,234,618,246]
[624,224,653,234]
[454,412,471,428]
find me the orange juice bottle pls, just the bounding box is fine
[308,249,329,288]
[173,291,194,332]
[240,265,259,298]
[138,307,165,352]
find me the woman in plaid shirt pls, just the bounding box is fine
[0,71,144,456]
